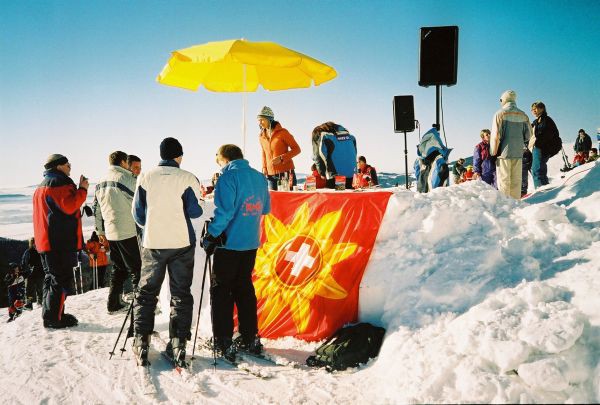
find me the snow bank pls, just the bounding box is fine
[358,279,598,403]
[359,179,591,329]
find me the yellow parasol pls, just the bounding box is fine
[157,39,337,151]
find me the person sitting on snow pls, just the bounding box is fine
[586,148,598,163]
[461,165,475,182]
[572,151,587,167]
[452,158,466,184]
[5,263,26,322]
[573,129,592,160]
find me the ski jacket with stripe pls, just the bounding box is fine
[93,165,137,241]
[490,102,531,159]
[312,125,357,179]
[33,169,87,253]
[132,160,203,249]
[208,159,271,251]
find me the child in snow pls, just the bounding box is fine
[586,148,598,163]
[572,151,587,167]
[5,263,26,322]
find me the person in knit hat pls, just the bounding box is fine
[490,90,531,199]
[131,137,203,368]
[257,106,301,190]
[33,153,88,328]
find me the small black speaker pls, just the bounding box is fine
[393,95,415,133]
[419,26,459,87]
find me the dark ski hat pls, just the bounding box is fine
[44,154,69,170]
[160,137,183,160]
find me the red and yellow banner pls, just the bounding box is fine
[254,191,393,341]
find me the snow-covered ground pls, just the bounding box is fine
[1,156,599,404]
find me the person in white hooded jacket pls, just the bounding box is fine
[93,151,141,312]
[130,137,203,368]
[490,90,532,199]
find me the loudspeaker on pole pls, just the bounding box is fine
[419,26,459,87]
[393,95,415,133]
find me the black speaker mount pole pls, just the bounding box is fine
[403,130,409,189]
[435,85,441,131]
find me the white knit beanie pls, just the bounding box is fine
[500,90,517,105]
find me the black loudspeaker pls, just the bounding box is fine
[393,95,415,133]
[419,26,459,87]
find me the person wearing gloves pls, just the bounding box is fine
[202,144,270,361]
[131,137,203,368]
[257,106,301,190]
[33,153,88,328]
[490,90,532,199]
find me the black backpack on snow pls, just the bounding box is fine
[306,323,386,371]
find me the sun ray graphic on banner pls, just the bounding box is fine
[254,203,357,334]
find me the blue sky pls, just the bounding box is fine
[1,0,599,187]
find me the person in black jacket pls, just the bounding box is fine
[530,102,559,188]
[573,129,592,158]
[21,237,44,308]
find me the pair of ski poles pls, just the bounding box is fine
[90,257,99,290]
[72,257,84,295]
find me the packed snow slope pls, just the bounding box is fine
[1,160,599,404]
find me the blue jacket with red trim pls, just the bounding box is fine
[208,159,271,251]
[33,169,88,253]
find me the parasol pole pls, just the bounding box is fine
[242,64,247,154]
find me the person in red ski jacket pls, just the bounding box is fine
[33,154,88,329]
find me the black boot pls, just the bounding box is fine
[132,335,151,366]
[166,337,188,368]
[234,334,264,355]
[107,267,126,313]
[214,337,236,362]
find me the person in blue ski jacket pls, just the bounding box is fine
[202,144,271,360]
[312,122,357,189]
[472,129,497,188]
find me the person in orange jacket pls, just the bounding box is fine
[258,106,301,190]
[85,231,110,288]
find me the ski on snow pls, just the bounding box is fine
[137,364,157,396]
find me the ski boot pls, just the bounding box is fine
[214,337,237,362]
[234,334,264,355]
[133,335,151,366]
[166,337,188,368]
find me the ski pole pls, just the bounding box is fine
[119,286,137,356]
[72,267,78,295]
[208,255,217,370]
[109,295,134,360]
[94,258,98,290]
[191,253,210,363]
[78,261,83,294]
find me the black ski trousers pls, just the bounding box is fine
[108,236,141,307]
[26,276,44,305]
[210,248,258,341]
[40,251,77,322]
[134,245,195,339]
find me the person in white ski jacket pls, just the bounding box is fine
[490,90,531,199]
[131,137,203,368]
[93,151,141,312]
